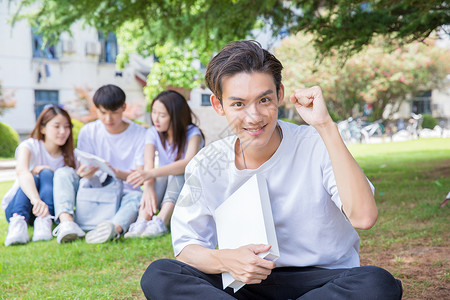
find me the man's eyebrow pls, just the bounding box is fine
[227,89,274,101]
[257,89,274,99]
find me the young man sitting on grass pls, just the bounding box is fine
[52,84,146,244]
[140,41,403,299]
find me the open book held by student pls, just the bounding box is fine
[214,174,279,292]
[74,148,116,178]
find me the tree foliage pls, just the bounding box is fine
[10,0,449,105]
[14,0,289,64]
[276,33,450,120]
[14,0,449,59]
[290,0,450,56]
[142,42,201,104]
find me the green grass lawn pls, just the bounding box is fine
[350,139,450,299]
[351,138,449,245]
[0,138,449,299]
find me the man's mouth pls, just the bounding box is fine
[244,124,267,135]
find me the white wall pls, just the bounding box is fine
[0,2,146,137]
[191,106,229,144]
[190,86,211,107]
[432,79,450,119]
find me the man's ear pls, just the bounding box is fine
[122,103,127,111]
[277,83,285,107]
[210,94,225,116]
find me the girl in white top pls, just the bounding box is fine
[126,90,204,238]
[2,106,76,246]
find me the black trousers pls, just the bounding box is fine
[141,259,402,300]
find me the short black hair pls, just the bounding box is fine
[205,40,283,102]
[93,84,126,111]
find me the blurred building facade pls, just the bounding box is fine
[0,1,147,139]
[388,79,450,128]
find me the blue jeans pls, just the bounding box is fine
[154,175,185,208]
[53,167,141,232]
[5,169,55,223]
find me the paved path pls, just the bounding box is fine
[0,160,16,183]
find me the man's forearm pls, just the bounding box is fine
[177,245,226,274]
[315,122,377,229]
[116,165,143,181]
[114,169,131,181]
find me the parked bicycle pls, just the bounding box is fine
[360,119,385,143]
[338,117,363,144]
[407,113,423,139]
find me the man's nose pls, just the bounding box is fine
[245,103,263,124]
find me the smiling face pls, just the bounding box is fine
[211,72,284,152]
[41,114,71,147]
[151,100,171,133]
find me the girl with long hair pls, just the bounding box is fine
[2,105,75,246]
[126,90,204,238]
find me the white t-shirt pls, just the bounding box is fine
[145,125,204,167]
[77,119,146,192]
[1,138,66,210]
[171,120,375,269]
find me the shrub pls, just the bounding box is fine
[0,122,19,158]
[422,114,437,129]
[71,119,84,147]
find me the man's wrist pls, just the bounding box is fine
[112,167,120,178]
[214,249,229,274]
[114,169,129,181]
[314,120,337,137]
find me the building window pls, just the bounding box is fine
[31,28,58,59]
[412,90,432,114]
[98,31,118,63]
[35,90,59,119]
[201,94,212,106]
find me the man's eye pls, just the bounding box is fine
[260,97,271,103]
[232,102,243,107]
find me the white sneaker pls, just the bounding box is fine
[33,215,53,242]
[85,221,118,244]
[141,216,168,238]
[5,215,30,246]
[52,221,86,244]
[124,219,148,239]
